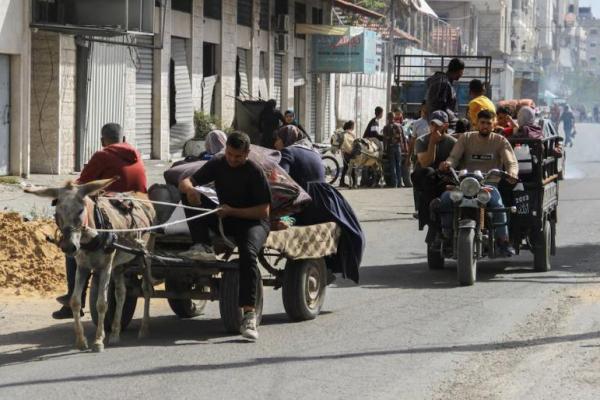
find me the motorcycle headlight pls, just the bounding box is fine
[449,189,464,203]
[477,189,491,204]
[460,177,481,197]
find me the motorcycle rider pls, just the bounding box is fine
[439,109,519,257]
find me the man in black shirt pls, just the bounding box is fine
[363,106,384,140]
[179,132,271,340]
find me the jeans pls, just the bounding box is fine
[411,167,447,228]
[564,126,574,146]
[194,212,269,308]
[66,256,88,308]
[388,145,403,188]
[440,185,508,239]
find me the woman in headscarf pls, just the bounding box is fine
[202,130,227,159]
[274,125,324,191]
[515,106,543,139]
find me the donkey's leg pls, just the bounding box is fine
[138,257,153,339]
[108,269,126,345]
[71,267,91,350]
[92,266,111,352]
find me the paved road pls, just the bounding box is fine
[2,125,600,399]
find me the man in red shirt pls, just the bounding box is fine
[53,123,148,318]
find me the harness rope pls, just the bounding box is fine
[92,196,236,249]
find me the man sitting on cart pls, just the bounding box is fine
[179,132,271,341]
[439,110,519,257]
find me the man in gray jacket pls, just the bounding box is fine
[425,58,465,122]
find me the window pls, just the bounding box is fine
[238,0,253,26]
[171,0,192,13]
[295,2,306,39]
[275,0,288,15]
[312,7,323,24]
[592,29,599,35]
[259,0,270,30]
[591,43,597,47]
[204,0,221,20]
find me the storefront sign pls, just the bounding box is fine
[311,28,378,74]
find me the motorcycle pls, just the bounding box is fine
[428,168,517,286]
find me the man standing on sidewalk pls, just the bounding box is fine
[383,112,407,188]
[53,123,147,319]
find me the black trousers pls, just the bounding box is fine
[411,167,447,229]
[183,195,268,308]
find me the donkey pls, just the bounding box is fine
[347,138,384,188]
[26,178,155,352]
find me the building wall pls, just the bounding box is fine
[58,35,76,174]
[429,1,476,55]
[30,32,60,174]
[337,73,387,136]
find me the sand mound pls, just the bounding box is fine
[0,212,65,295]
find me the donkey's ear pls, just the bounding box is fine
[24,186,60,198]
[77,177,117,198]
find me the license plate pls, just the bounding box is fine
[514,193,530,215]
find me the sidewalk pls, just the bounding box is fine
[0,160,416,222]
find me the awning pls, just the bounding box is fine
[411,0,438,18]
[296,24,352,36]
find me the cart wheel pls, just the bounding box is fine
[219,269,263,334]
[165,278,206,319]
[533,220,552,272]
[90,276,138,333]
[322,155,340,185]
[282,258,327,321]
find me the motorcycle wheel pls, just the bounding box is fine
[533,220,551,272]
[457,229,476,286]
[322,155,340,185]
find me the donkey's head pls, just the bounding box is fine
[25,178,116,255]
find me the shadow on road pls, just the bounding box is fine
[351,243,600,290]
[1,328,600,389]
[1,245,599,370]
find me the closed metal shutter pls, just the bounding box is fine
[170,37,194,155]
[80,40,128,167]
[324,74,331,139]
[273,54,283,107]
[310,73,317,139]
[237,48,250,98]
[135,36,153,157]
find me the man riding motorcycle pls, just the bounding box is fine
[438,109,519,257]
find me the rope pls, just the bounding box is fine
[98,195,212,212]
[95,195,236,248]
[91,208,222,233]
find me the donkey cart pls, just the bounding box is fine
[89,222,341,334]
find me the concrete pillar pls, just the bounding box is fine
[152,0,171,159]
[250,0,261,98]
[58,35,76,174]
[191,0,204,111]
[11,0,31,177]
[218,0,237,127]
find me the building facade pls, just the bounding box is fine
[0,0,32,177]
[24,0,337,175]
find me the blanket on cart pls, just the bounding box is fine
[264,222,341,260]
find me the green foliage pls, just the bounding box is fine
[193,111,222,139]
[0,176,20,185]
[355,0,387,12]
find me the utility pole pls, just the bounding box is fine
[386,0,395,112]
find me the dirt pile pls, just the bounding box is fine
[0,212,65,295]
